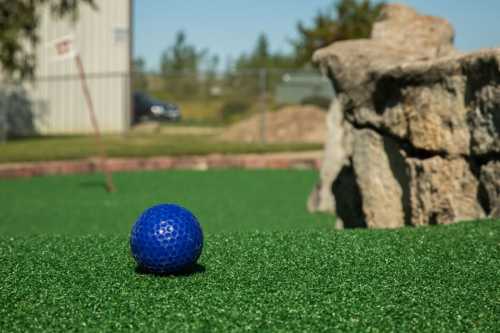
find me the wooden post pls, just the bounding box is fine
[74,54,116,192]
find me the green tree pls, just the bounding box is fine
[292,0,384,66]
[0,0,96,82]
[235,33,294,71]
[230,33,294,101]
[160,31,207,74]
[132,57,148,92]
[203,54,220,97]
[251,33,270,68]
[160,31,207,98]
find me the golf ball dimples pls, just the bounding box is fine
[130,204,203,274]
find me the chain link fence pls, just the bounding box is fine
[133,68,334,142]
[0,68,333,143]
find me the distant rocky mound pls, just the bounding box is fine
[220,105,326,143]
[308,4,500,228]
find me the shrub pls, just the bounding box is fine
[0,87,36,140]
[220,100,251,123]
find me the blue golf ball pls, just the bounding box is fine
[130,204,203,274]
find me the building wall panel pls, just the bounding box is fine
[28,0,131,134]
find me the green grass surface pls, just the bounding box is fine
[0,170,499,332]
[0,170,330,234]
[0,134,321,163]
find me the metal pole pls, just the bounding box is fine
[0,88,9,144]
[0,108,7,144]
[259,68,267,144]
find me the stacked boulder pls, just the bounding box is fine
[308,4,500,228]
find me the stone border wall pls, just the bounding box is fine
[0,152,321,178]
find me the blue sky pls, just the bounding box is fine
[134,0,500,70]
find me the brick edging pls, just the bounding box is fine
[0,152,322,178]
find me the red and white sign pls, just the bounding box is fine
[48,35,78,61]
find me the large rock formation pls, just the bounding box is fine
[308,4,500,228]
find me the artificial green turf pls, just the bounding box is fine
[0,170,499,332]
[1,223,499,332]
[0,170,333,234]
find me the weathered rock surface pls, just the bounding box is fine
[351,128,408,228]
[308,4,500,228]
[480,162,500,218]
[371,3,456,58]
[408,157,485,225]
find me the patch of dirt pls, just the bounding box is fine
[219,105,327,143]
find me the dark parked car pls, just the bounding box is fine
[133,92,181,124]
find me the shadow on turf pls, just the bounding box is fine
[134,263,206,277]
[79,180,109,191]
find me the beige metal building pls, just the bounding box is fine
[29,0,132,134]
